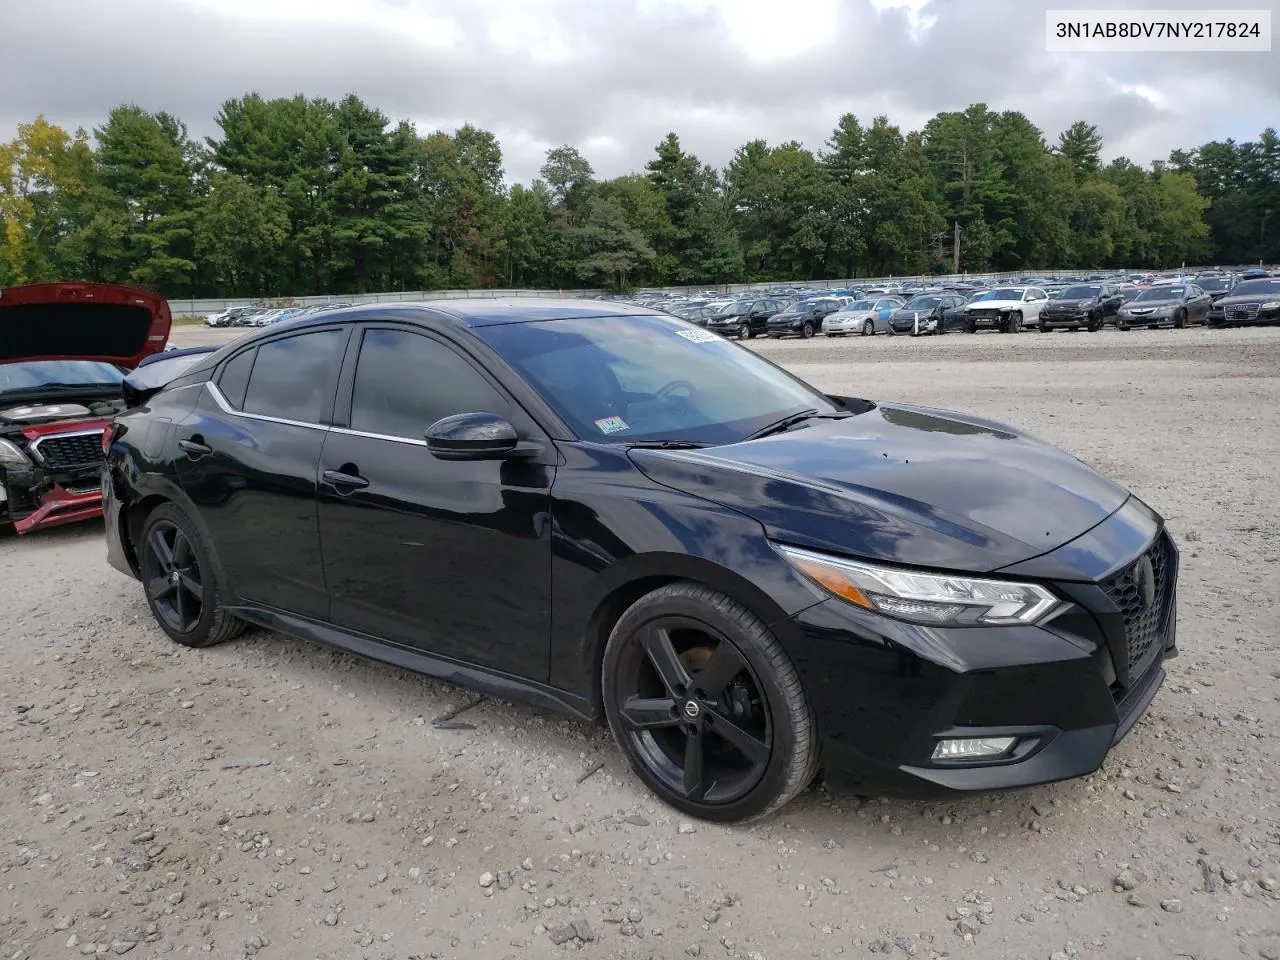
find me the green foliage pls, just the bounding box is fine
[1,97,1267,297]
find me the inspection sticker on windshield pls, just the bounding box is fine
[594,416,629,434]
[675,328,719,343]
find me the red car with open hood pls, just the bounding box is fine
[0,282,171,534]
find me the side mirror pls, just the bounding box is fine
[425,411,520,461]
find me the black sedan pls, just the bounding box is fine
[1116,284,1212,329]
[765,297,843,339]
[888,293,969,335]
[1192,274,1235,302]
[705,298,785,340]
[103,300,1179,822]
[1038,283,1125,332]
[1207,277,1280,327]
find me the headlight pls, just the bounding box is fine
[775,544,1061,626]
[0,438,31,468]
[1262,300,1280,309]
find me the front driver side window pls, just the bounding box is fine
[349,328,509,440]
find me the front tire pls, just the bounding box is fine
[601,582,819,823]
[1007,312,1023,333]
[140,503,245,648]
[800,321,814,340]
[737,322,750,341]
[1174,309,1187,329]
[861,319,874,336]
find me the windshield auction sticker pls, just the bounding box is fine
[675,329,720,343]
[594,416,629,434]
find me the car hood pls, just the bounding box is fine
[0,283,172,369]
[967,299,1022,311]
[629,402,1130,574]
[1045,298,1094,309]
[891,307,938,318]
[1215,291,1278,306]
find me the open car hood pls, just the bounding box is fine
[0,282,172,370]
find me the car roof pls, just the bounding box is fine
[256,298,659,336]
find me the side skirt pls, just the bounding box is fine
[225,604,598,722]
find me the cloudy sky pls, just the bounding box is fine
[3,0,1275,183]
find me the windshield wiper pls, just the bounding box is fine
[6,382,118,393]
[744,409,850,441]
[625,440,713,449]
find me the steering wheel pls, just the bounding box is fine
[656,379,696,403]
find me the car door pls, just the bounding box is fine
[314,323,556,681]
[173,326,350,619]
[749,299,774,334]
[1022,288,1048,324]
[1184,284,1210,321]
[1101,285,1122,319]
[873,299,897,331]
[940,295,964,330]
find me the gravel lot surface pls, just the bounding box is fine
[2,325,1278,960]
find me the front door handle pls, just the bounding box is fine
[178,437,212,457]
[322,469,369,490]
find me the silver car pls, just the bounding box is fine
[822,297,905,336]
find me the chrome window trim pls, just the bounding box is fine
[29,428,107,466]
[329,426,428,448]
[206,381,327,431]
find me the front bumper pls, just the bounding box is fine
[1040,311,1091,327]
[1208,306,1280,326]
[1,424,110,533]
[1118,312,1172,327]
[776,514,1178,796]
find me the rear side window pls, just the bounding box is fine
[349,329,509,440]
[217,349,255,409]
[242,330,346,424]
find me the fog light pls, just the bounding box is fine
[932,737,1016,761]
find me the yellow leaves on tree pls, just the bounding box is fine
[0,116,91,285]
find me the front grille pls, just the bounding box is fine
[31,431,105,470]
[1229,303,1260,320]
[1101,532,1175,679]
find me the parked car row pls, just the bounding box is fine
[205,303,352,327]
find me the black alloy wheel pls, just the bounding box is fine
[861,319,874,336]
[602,583,819,822]
[140,503,245,648]
[800,321,815,339]
[738,322,750,340]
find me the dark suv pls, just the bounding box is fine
[705,298,785,339]
[1039,283,1125,332]
[765,298,843,339]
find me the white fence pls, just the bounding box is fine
[167,269,1149,316]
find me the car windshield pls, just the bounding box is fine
[0,359,126,394]
[1061,285,1101,298]
[711,301,750,317]
[477,314,841,445]
[1230,278,1280,296]
[902,296,940,310]
[1195,276,1229,290]
[978,288,1023,301]
[1133,287,1183,302]
[841,300,875,312]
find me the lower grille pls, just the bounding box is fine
[31,431,105,470]
[1101,532,1175,679]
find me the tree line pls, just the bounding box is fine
[1,93,1276,298]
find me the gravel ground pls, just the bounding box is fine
[2,325,1278,960]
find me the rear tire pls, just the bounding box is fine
[800,322,814,340]
[601,582,820,823]
[140,503,245,648]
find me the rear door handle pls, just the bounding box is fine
[322,469,369,490]
[178,438,212,456]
